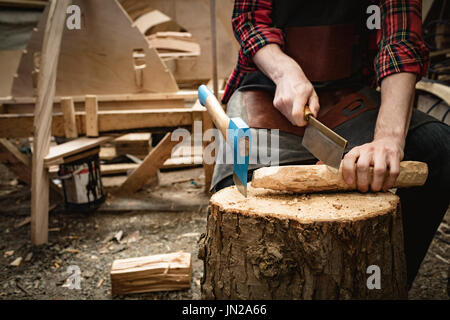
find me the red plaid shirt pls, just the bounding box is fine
[222,0,430,103]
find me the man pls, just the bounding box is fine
[212,0,450,290]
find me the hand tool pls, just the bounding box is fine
[302,106,348,169]
[198,85,251,197]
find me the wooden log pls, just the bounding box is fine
[85,95,99,137]
[31,0,71,246]
[110,252,192,295]
[199,185,407,299]
[60,97,78,139]
[252,161,428,193]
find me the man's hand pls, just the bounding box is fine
[342,72,417,192]
[342,137,404,192]
[253,44,319,126]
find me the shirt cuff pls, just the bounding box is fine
[375,39,430,84]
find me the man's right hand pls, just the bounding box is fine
[253,44,320,127]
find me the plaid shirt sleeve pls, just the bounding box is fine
[375,0,430,84]
[222,0,284,103]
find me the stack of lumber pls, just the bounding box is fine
[110,252,192,295]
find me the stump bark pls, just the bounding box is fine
[198,185,407,299]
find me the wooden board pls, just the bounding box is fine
[118,132,180,194]
[12,0,179,97]
[111,252,192,295]
[0,107,198,138]
[0,50,23,97]
[31,0,70,246]
[199,185,407,299]
[44,136,113,166]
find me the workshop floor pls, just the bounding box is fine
[0,164,448,300]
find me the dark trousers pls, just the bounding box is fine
[214,120,450,289]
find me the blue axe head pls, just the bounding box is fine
[198,85,251,196]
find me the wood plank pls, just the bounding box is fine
[251,161,428,193]
[85,95,99,137]
[0,108,198,138]
[118,132,180,194]
[44,136,113,166]
[31,0,70,246]
[60,97,78,138]
[110,252,192,295]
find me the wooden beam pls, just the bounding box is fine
[110,252,192,296]
[85,95,99,137]
[31,0,70,245]
[60,97,78,139]
[0,90,210,105]
[0,108,198,138]
[0,138,62,199]
[44,136,113,166]
[118,132,180,194]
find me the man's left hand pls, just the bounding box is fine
[341,137,404,192]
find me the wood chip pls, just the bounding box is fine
[10,257,22,267]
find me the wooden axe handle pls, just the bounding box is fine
[252,161,428,193]
[198,85,229,140]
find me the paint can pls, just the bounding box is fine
[58,153,105,210]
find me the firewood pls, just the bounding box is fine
[252,161,427,193]
[110,252,192,295]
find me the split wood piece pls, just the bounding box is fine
[44,136,113,166]
[252,161,428,194]
[85,95,99,137]
[60,97,78,139]
[31,0,71,246]
[118,132,180,194]
[0,138,62,201]
[12,0,178,97]
[110,252,192,295]
[199,185,407,299]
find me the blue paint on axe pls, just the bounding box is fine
[198,85,251,197]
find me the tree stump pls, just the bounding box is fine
[198,185,407,299]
